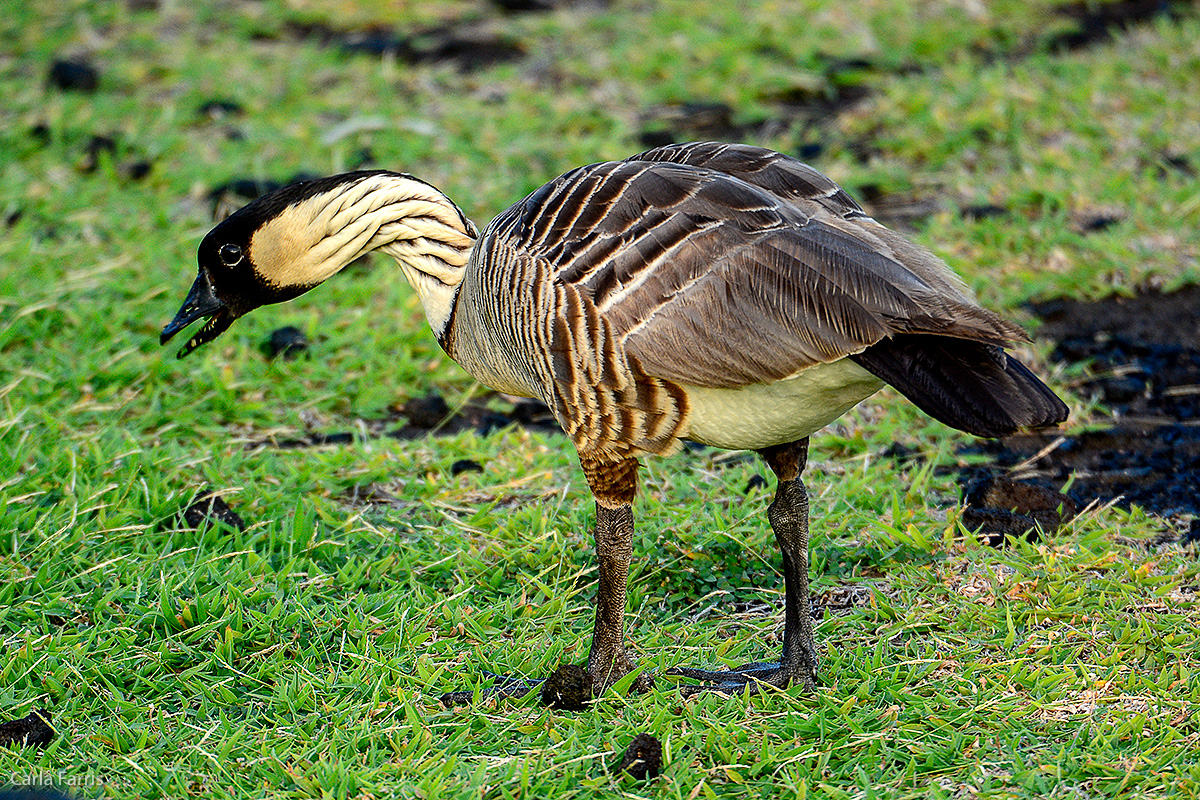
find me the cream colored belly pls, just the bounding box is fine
[679,358,885,451]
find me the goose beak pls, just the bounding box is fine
[160,270,236,358]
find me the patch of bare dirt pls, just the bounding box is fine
[273,19,525,72]
[963,284,1200,524]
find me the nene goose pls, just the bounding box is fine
[162,142,1068,700]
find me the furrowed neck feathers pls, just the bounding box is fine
[253,172,477,336]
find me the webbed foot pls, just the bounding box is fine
[438,671,544,707]
[667,659,815,696]
[439,657,654,710]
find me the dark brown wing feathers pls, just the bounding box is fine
[486,141,1066,434]
[850,335,1069,436]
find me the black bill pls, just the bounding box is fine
[160,270,236,358]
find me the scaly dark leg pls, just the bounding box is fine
[440,456,652,708]
[577,455,653,696]
[584,498,654,695]
[668,438,818,695]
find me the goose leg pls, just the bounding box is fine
[439,456,652,708]
[581,456,655,696]
[668,438,818,695]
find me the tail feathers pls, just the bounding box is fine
[849,334,1069,438]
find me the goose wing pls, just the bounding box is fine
[487,143,1026,391]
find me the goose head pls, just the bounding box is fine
[162,171,477,357]
[160,175,360,357]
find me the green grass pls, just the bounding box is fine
[2,0,1200,797]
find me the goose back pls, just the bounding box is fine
[446,143,1056,457]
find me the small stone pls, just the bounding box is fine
[197,99,246,120]
[48,59,99,92]
[961,507,1042,547]
[540,664,591,711]
[80,134,118,173]
[1094,374,1145,404]
[450,459,483,476]
[123,159,153,181]
[744,474,768,493]
[264,326,309,359]
[961,473,1077,546]
[960,203,1008,221]
[29,123,51,145]
[510,399,554,426]
[208,177,282,219]
[182,491,246,532]
[0,709,55,749]
[964,474,1078,522]
[616,733,662,780]
[880,442,920,462]
[796,142,824,161]
[492,0,557,13]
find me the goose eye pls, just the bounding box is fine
[218,243,244,267]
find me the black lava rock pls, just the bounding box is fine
[450,459,484,476]
[540,664,591,711]
[208,177,283,220]
[48,59,98,92]
[960,203,1009,221]
[796,142,825,161]
[29,123,51,145]
[80,134,118,173]
[264,326,309,359]
[197,99,246,120]
[1076,212,1122,233]
[123,159,153,181]
[0,709,55,749]
[637,129,676,149]
[744,474,769,493]
[961,473,1077,546]
[960,507,1045,547]
[182,491,246,533]
[404,393,451,429]
[492,0,558,13]
[616,733,663,780]
[510,399,556,427]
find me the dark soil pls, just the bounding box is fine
[277,20,524,72]
[961,284,1200,526]
[1045,0,1193,53]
